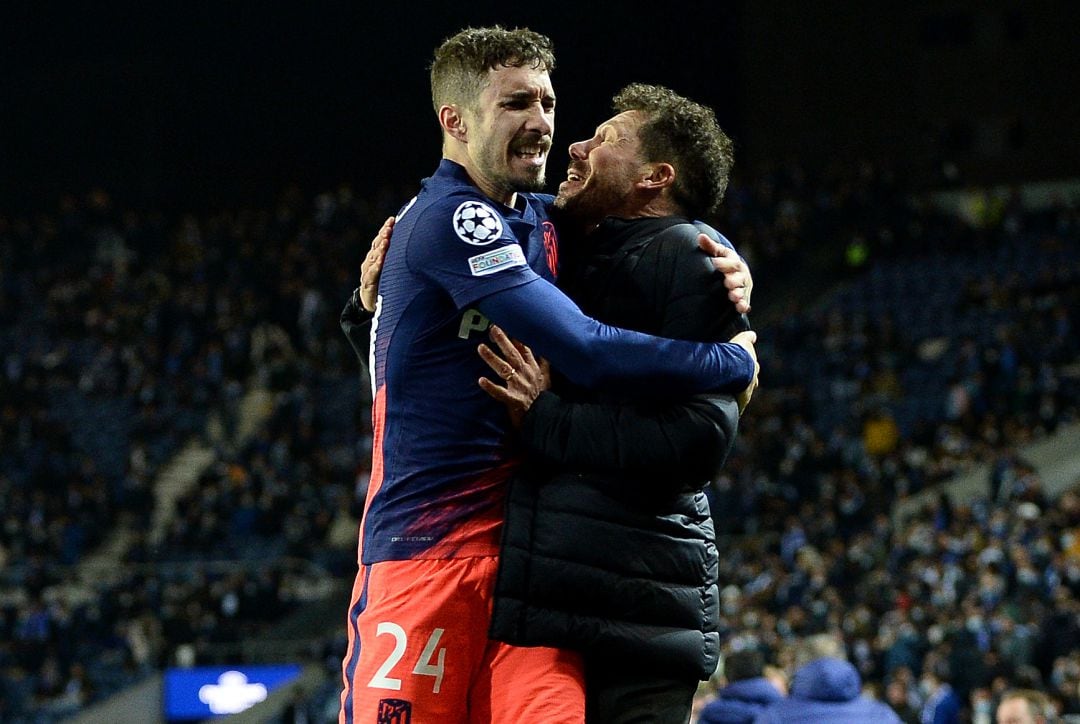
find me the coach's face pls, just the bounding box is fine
[463,64,555,203]
[554,110,645,226]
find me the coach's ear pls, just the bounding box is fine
[439,105,468,142]
[637,162,675,190]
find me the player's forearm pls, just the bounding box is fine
[477,281,754,395]
[520,391,739,487]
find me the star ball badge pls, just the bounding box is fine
[453,201,503,245]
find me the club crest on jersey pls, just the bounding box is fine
[377,698,412,724]
[452,201,504,245]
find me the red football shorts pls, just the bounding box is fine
[339,556,585,724]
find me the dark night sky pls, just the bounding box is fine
[0,2,741,213]
[6,2,1075,215]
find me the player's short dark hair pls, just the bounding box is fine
[430,26,555,112]
[612,83,733,218]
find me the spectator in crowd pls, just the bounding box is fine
[920,665,962,724]
[995,689,1056,724]
[886,676,923,724]
[751,634,902,723]
[3,159,1078,722]
[700,649,784,724]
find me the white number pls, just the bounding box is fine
[412,628,446,694]
[367,622,407,690]
[366,623,448,694]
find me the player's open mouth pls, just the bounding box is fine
[514,148,547,167]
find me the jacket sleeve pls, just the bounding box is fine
[659,223,751,341]
[519,389,739,488]
[477,280,753,394]
[340,288,373,368]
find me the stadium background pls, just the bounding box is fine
[2,1,1079,722]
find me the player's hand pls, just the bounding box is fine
[729,329,759,416]
[477,325,550,428]
[698,233,752,314]
[359,216,394,312]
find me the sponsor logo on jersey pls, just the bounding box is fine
[452,201,504,245]
[467,244,526,277]
[457,308,491,339]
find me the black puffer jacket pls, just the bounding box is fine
[489,216,748,681]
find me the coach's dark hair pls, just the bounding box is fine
[430,26,555,113]
[613,83,733,218]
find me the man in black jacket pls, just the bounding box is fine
[341,84,757,722]
[475,84,754,723]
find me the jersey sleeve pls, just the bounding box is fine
[405,196,541,310]
[476,280,754,395]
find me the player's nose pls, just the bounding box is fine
[524,105,552,137]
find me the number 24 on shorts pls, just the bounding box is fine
[367,623,447,694]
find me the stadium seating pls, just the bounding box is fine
[2,170,1077,722]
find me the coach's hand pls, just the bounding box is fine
[477,325,550,428]
[730,329,759,415]
[359,216,394,312]
[698,234,752,314]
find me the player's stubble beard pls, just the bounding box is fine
[476,132,551,200]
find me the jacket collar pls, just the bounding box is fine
[588,215,693,255]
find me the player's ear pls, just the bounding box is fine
[638,162,675,190]
[440,105,468,142]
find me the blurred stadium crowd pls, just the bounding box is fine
[1,161,1078,722]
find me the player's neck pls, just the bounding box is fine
[442,150,517,208]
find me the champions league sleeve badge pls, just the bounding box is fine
[452,201,504,245]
